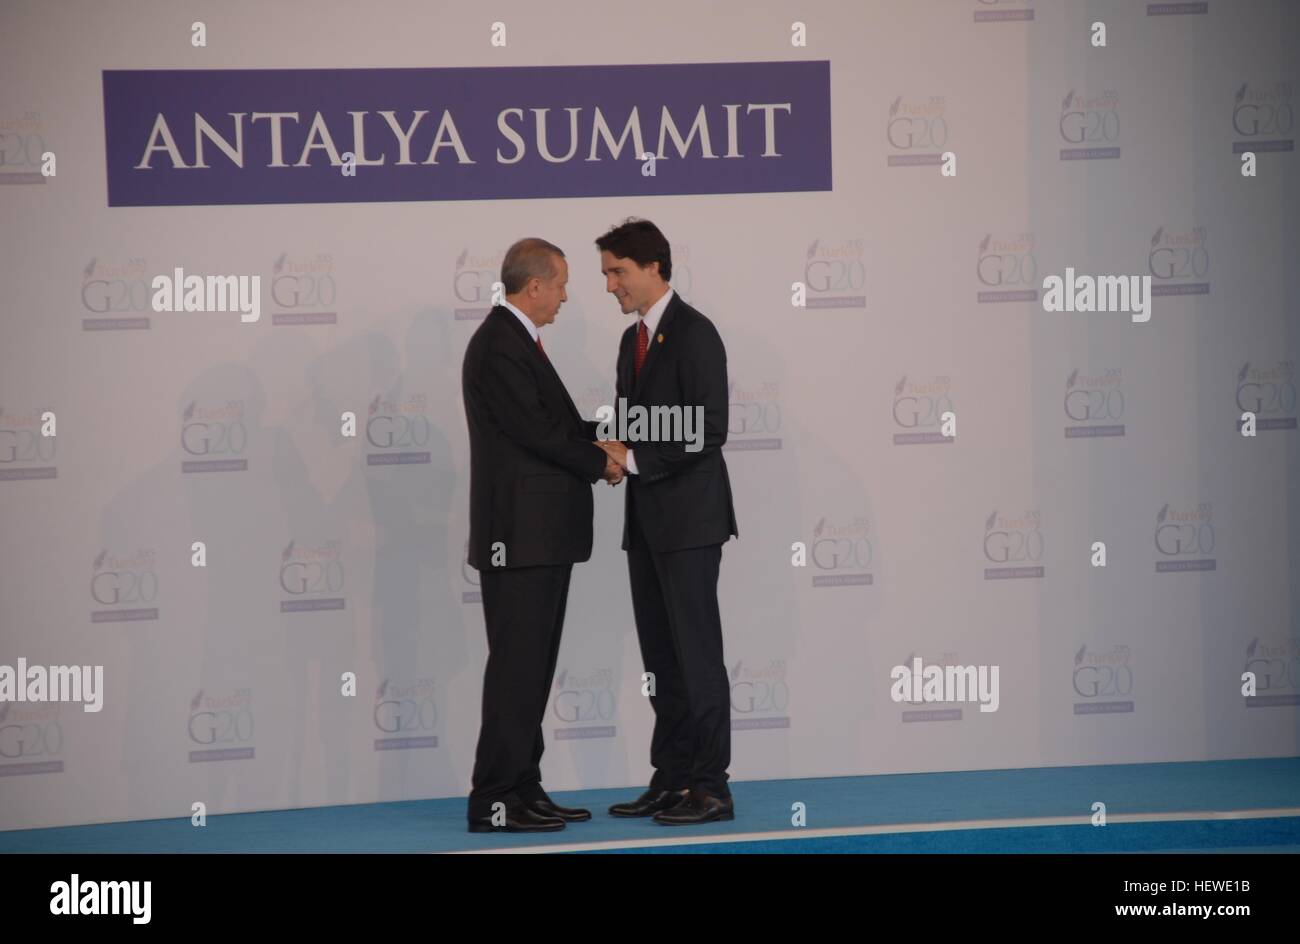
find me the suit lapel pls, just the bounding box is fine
[631,292,679,402]
[617,327,635,400]
[493,306,583,426]
[540,353,583,425]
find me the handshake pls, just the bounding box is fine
[596,440,629,486]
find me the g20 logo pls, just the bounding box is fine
[813,537,872,571]
[280,557,344,595]
[1149,244,1208,280]
[729,388,781,436]
[188,708,252,745]
[1064,387,1125,422]
[0,427,56,463]
[91,567,157,606]
[454,266,497,303]
[978,248,1036,287]
[366,413,430,449]
[984,525,1043,563]
[1155,521,1214,556]
[272,273,335,308]
[553,686,615,723]
[1236,380,1297,416]
[182,420,246,456]
[1060,101,1119,143]
[0,131,46,168]
[374,695,437,733]
[893,388,952,428]
[1233,101,1293,136]
[804,256,865,294]
[82,279,150,312]
[0,721,62,758]
[1244,657,1300,691]
[1072,664,1132,698]
[888,112,948,150]
[731,678,789,714]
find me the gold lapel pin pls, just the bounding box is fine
[657,333,664,343]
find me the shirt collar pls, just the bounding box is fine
[638,286,674,338]
[501,298,539,343]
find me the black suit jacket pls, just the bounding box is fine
[602,291,739,552]
[463,306,607,571]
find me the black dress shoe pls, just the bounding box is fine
[608,787,689,818]
[527,794,591,822]
[652,788,734,825]
[467,804,566,833]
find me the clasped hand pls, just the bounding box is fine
[596,440,629,486]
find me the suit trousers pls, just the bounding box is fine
[468,562,572,818]
[626,510,731,797]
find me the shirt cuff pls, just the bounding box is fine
[625,449,638,475]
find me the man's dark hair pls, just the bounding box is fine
[594,218,672,282]
[501,237,564,295]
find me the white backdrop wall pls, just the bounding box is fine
[1,0,1297,830]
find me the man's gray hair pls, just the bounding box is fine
[501,237,565,295]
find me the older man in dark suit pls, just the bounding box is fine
[462,237,622,833]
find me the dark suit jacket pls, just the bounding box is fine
[599,291,739,552]
[463,305,607,571]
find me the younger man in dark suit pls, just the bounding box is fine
[593,219,740,825]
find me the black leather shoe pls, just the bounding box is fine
[467,804,566,833]
[608,787,689,818]
[652,788,734,825]
[527,793,591,822]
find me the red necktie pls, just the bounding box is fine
[635,320,648,378]
[535,335,547,360]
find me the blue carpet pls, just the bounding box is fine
[593,817,1300,853]
[2,756,1297,853]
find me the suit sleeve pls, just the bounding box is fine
[590,331,631,441]
[630,320,729,483]
[478,348,608,483]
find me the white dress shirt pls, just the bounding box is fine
[624,287,675,475]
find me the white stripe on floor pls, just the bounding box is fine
[452,806,1300,854]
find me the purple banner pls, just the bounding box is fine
[102,62,831,206]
